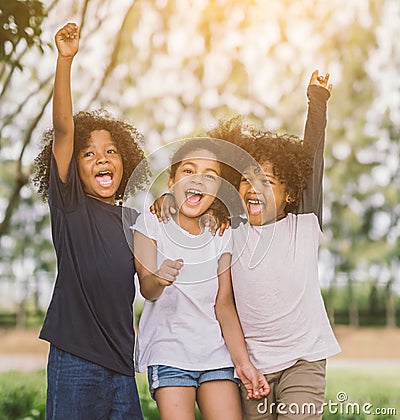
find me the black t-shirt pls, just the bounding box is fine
[39,154,138,376]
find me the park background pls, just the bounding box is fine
[0,0,399,418]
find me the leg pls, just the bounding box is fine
[197,380,242,420]
[276,359,326,420]
[147,365,198,420]
[155,386,197,420]
[109,373,143,420]
[46,345,111,420]
[240,372,279,420]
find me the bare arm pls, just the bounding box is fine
[52,23,80,182]
[299,70,332,228]
[215,253,269,399]
[133,231,183,301]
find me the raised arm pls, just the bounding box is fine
[298,70,332,228]
[52,23,80,182]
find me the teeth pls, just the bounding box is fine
[186,189,203,196]
[248,199,263,204]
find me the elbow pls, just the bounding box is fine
[139,288,157,302]
[138,275,161,302]
[215,299,230,320]
[142,290,158,302]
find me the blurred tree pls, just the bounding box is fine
[0,0,47,86]
[0,0,398,326]
[0,0,48,236]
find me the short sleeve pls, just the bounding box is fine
[122,207,140,253]
[216,227,233,257]
[130,211,159,241]
[309,213,323,245]
[48,153,84,211]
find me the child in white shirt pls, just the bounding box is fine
[152,71,341,419]
[132,137,268,420]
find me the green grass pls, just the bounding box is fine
[324,364,400,419]
[0,370,46,420]
[0,366,399,419]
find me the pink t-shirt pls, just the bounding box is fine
[231,213,341,374]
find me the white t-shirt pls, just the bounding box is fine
[231,213,341,374]
[132,211,234,372]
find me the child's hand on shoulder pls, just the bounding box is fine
[150,193,176,223]
[200,208,230,236]
[155,259,183,287]
[55,22,80,59]
[309,69,332,93]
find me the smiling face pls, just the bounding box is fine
[239,161,289,226]
[76,130,123,204]
[168,149,221,229]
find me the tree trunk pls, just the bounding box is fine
[386,279,397,328]
[348,278,359,327]
[327,281,336,326]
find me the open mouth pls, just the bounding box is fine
[247,199,265,216]
[185,189,203,205]
[95,170,113,187]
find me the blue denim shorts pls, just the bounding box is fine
[147,365,238,397]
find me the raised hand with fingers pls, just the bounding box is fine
[309,69,332,93]
[55,22,80,59]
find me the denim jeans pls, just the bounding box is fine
[46,345,143,419]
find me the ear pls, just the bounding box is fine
[286,194,294,203]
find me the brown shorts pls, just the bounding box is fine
[240,359,326,420]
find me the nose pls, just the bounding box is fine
[96,153,109,165]
[190,174,203,184]
[248,180,260,193]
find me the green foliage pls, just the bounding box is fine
[0,371,202,419]
[135,373,159,419]
[0,0,399,324]
[0,310,45,328]
[0,371,46,420]
[1,366,399,419]
[0,0,47,65]
[325,366,400,419]
[322,283,400,327]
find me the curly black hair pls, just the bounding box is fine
[31,109,150,204]
[169,137,243,219]
[207,115,313,214]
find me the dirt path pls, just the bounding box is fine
[1,326,400,372]
[0,328,49,371]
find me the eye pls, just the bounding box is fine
[240,176,251,183]
[204,173,217,181]
[83,151,94,158]
[262,179,271,186]
[107,149,117,154]
[183,168,193,174]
